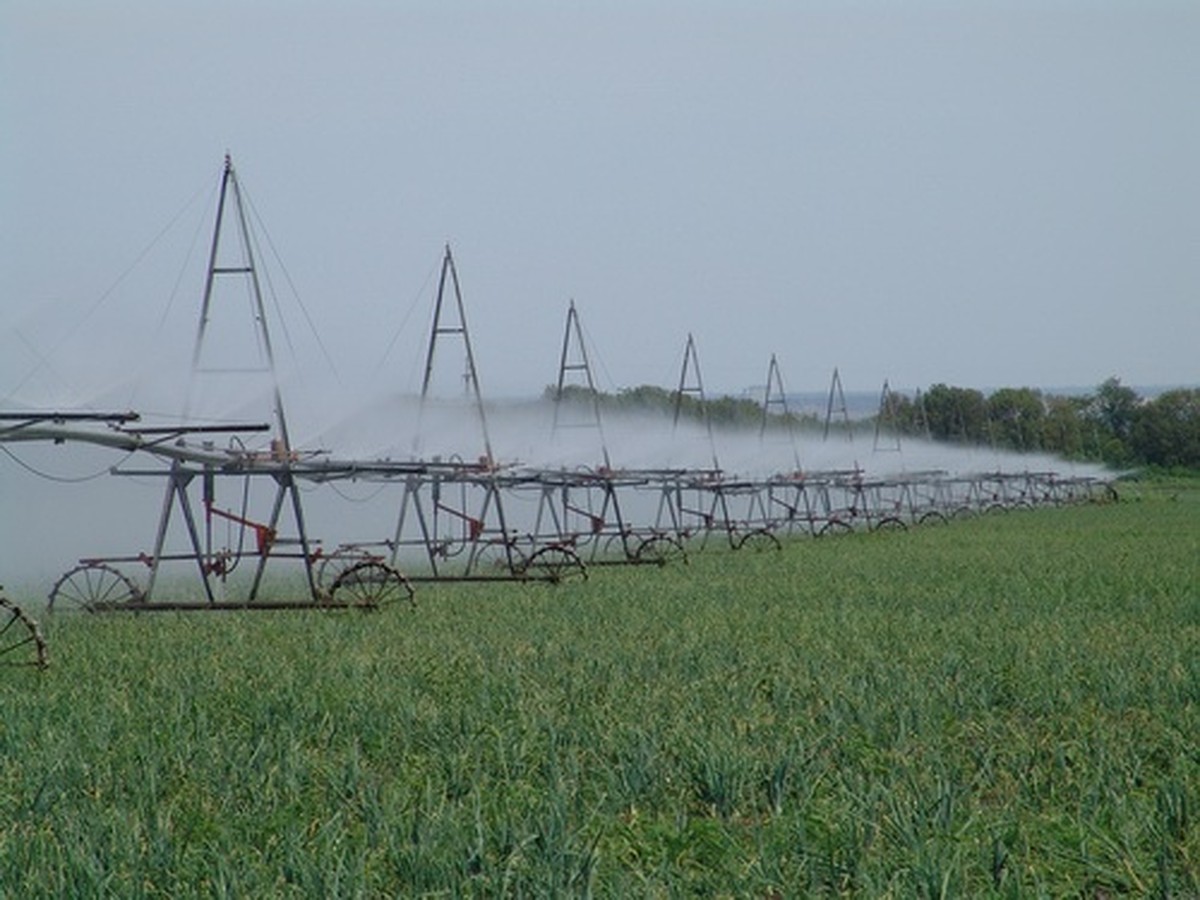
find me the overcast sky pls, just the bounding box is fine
[3,0,1197,412]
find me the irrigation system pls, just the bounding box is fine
[2,156,1116,616]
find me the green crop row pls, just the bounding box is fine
[1,490,1197,896]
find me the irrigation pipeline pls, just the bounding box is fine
[2,412,1116,612]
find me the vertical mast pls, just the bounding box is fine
[761,353,802,471]
[760,353,788,437]
[672,333,720,471]
[822,366,852,442]
[552,300,611,470]
[419,244,493,464]
[872,379,902,452]
[186,154,291,449]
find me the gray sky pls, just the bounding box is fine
[3,0,1198,410]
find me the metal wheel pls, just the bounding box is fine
[871,516,908,533]
[317,544,380,591]
[0,596,48,670]
[917,510,949,527]
[634,534,688,566]
[48,562,143,613]
[601,530,638,561]
[329,560,414,610]
[521,544,587,584]
[734,528,782,552]
[816,518,852,538]
[468,537,527,576]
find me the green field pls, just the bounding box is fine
[2,488,1198,896]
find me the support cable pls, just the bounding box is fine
[375,255,441,387]
[243,186,342,385]
[4,175,213,405]
[0,444,136,483]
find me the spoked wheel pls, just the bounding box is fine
[734,528,782,552]
[634,534,688,566]
[329,560,414,610]
[0,596,48,670]
[48,562,143,613]
[521,545,587,584]
[602,531,637,561]
[917,510,949,527]
[870,517,908,534]
[317,544,381,592]
[468,538,528,577]
[816,519,852,538]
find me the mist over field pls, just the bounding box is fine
[0,391,1109,591]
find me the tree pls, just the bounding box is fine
[1043,394,1089,458]
[1090,377,1140,440]
[882,392,927,437]
[1130,389,1200,469]
[614,385,676,416]
[705,395,763,428]
[922,384,989,443]
[987,387,1046,451]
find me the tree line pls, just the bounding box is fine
[886,378,1200,469]
[550,377,1200,471]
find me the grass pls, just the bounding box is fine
[1,489,1198,896]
